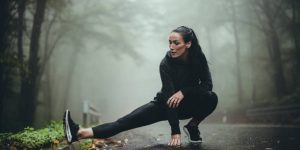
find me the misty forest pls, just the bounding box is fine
[0,0,300,149]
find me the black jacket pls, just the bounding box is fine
[154,50,213,134]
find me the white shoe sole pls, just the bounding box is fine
[64,110,72,143]
[183,126,202,143]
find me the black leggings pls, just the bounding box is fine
[92,91,218,138]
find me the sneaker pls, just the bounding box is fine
[63,109,79,144]
[183,125,202,143]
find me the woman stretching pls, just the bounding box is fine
[63,26,218,147]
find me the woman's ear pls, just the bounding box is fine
[186,41,192,48]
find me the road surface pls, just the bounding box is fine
[109,120,300,150]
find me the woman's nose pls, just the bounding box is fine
[169,44,175,50]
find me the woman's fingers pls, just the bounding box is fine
[174,139,178,146]
[172,139,176,146]
[168,134,181,147]
[168,138,174,146]
[176,139,181,146]
[173,97,181,108]
[167,96,182,108]
[167,97,173,106]
[168,97,175,108]
[171,98,176,107]
[167,97,180,108]
[171,98,178,108]
[171,139,175,146]
[167,98,171,107]
[168,138,181,146]
[175,100,181,108]
[167,91,184,108]
[169,139,175,146]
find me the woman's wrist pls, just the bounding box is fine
[171,126,181,135]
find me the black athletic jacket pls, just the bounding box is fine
[154,50,213,135]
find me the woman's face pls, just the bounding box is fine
[168,32,191,59]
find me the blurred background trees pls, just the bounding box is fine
[0,0,299,132]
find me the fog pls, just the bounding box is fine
[1,0,299,131]
[38,0,298,123]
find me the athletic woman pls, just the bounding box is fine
[63,26,218,147]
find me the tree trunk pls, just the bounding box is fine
[0,0,11,132]
[248,26,257,105]
[254,0,287,98]
[19,0,47,127]
[269,26,287,97]
[62,51,78,109]
[17,0,25,70]
[42,12,57,121]
[17,0,26,127]
[230,0,243,103]
[262,0,287,97]
[292,0,300,86]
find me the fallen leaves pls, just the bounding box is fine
[88,138,128,150]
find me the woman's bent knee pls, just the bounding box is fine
[196,91,218,115]
[208,91,218,111]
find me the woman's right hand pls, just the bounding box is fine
[168,134,181,147]
[167,90,184,108]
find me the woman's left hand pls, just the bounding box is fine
[167,91,184,108]
[168,134,181,147]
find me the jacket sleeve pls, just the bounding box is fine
[181,53,213,96]
[159,62,181,135]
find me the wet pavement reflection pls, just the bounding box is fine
[113,122,300,150]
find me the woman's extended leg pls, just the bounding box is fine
[82,101,167,139]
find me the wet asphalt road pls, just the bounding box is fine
[109,121,300,150]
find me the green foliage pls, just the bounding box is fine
[0,52,28,73]
[0,133,12,143]
[1,120,64,149]
[80,139,93,150]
